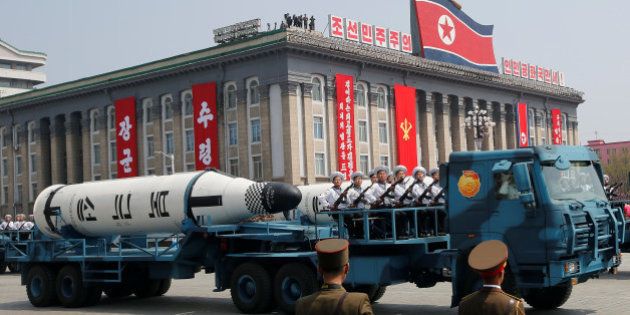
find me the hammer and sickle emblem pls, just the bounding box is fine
[400,118,413,141]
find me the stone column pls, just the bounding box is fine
[494,102,507,150]
[81,111,92,181]
[65,112,83,184]
[50,115,66,184]
[259,84,273,181]
[302,82,315,184]
[573,121,579,145]
[37,118,52,190]
[419,92,437,169]
[505,104,516,149]
[171,98,184,173]
[435,93,452,163]
[480,100,494,151]
[19,123,28,211]
[449,96,466,152]
[465,98,475,151]
[151,102,164,175]
[281,81,301,184]
[237,88,249,179]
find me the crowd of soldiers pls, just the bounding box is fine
[0,213,35,232]
[317,165,445,238]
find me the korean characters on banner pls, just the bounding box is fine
[192,82,220,170]
[335,74,356,180]
[328,15,413,54]
[115,97,138,178]
[502,58,566,87]
[551,109,563,145]
[394,85,418,174]
[516,103,529,148]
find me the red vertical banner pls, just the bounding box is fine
[394,85,417,174]
[115,97,138,178]
[551,109,562,145]
[335,74,356,180]
[192,82,219,170]
[517,103,529,148]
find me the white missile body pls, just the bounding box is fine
[295,182,372,224]
[33,171,301,239]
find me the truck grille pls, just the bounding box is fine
[570,213,613,254]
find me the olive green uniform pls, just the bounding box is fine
[296,284,373,315]
[459,287,525,315]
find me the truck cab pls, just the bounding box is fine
[445,145,622,309]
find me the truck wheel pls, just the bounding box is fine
[26,264,57,307]
[155,279,172,296]
[134,279,161,298]
[0,261,7,274]
[55,264,89,308]
[371,286,387,303]
[524,283,573,310]
[230,263,273,313]
[103,284,134,299]
[273,263,318,314]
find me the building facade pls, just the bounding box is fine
[0,28,583,215]
[587,139,630,167]
[0,39,46,98]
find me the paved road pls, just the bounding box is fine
[0,263,628,314]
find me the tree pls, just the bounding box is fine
[603,149,630,198]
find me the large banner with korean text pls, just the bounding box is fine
[115,97,138,178]
[551,109,562,145]
[335,74,355,180]
[394,85,418,175]
[192,82,219,170]
[516,102,529,148]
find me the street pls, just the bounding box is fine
[0,263,627,314]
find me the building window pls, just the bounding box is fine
[89,110,99,134]
[356,84,366,107]
[312,77,323,102]
[380,156,389,168]
[185,129,194,152]
[527,109,535,146]
[252,156,263,180]
[107,106,115,130]
[540,112,547,145]
[109,141,116,163]
[358,120,368,142]
[29,154,37,173]
[315,153,326,176]
[165,132,174,154]
[143,99,153,123]
[248,80,260,105]
[186,163,195,172]
[378,123,388,144]
[359,155,369,175]
[27,122,36,144]
[92,143,101,165]
[30,183,37,202]
[2,158,7,176]
[229,158,239,176]
[228,123,238,146]
[16,184,22,203]
[251,119,261,143]
[313,116,324,139]
[376,87,387,109]
[182,91,193,117]
[16,156,22,175]
[146,135,155,157]
[162,95,174,120]
[2,186,7,205]
[0,128,4,148]
[226,84,237,109]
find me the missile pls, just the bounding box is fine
[33,171,302,239]
[295,182,372,224]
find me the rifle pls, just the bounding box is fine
[415,180,437,206]
[397,179,421,205]
[429,188,445,206]
[372,177,405,207]
[350,183,375,208]
[331,185,353,211]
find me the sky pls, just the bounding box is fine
[0,0,627,143]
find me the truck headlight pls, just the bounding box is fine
[564,261,580,275]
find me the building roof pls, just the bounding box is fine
[0,38,47,62]
[0,28,584,110]
[587,139,630,147]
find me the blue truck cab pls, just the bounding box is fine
[445,145,622,309]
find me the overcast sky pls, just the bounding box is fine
[1,0,627,143]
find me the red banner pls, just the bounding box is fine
[394,85,417,174]
[115,97,138,178]
[551,109,562,145]
[517,103,529,148]
[335,74,356,180]
[192,82,219,170]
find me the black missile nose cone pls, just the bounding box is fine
[261,182,302,214]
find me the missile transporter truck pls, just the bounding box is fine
[2,146,622,313]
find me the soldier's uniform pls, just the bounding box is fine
[319,172,348,210]
[365,166,392,206]
[295,239,373,315]
[458,240,525,315]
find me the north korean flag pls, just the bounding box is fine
[412,0,498,73]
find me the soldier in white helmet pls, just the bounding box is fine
[391,165,412,237]
[318,171,349,211]
[0,214,15,231]
[365,166,392,238]
[346,171,371,237]
[410,166,435,236]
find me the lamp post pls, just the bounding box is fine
[464,104,496,151]
[155,151,175,175]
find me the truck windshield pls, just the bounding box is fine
[542,161,607,202]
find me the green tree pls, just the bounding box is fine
[603,149,630,196]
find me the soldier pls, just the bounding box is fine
[428,167,446,235]
[14,214,27,230]
[345,171,367,237]
[411,167,432,236]
[365,166,392,238]
[368,169,377,184]
[318,171,348,211]
[459,240,525,315]
[309,15,316,31]
[391,165,412,237]
[0,214,15,231]
[296,238,373,315]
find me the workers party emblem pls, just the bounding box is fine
[458,170,481,198]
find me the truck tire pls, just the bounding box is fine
[273,263,318,314]
[134,279,161,298]
[26,264,58,307]
[371,286,387,303]
[103,284,134,299]
[230,263,273,313]
[155,279,172,296]
[524,283,572,310]
[55,264,89,308]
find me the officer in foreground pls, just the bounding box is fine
[296,238,373,315]
[459,240,525,315]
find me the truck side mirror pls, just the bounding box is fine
[512,163,536,208]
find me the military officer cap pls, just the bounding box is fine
[373,165,389,175]
[393,165,408,175]
[329,171,344,182]
[468,240,509,277]
[315,238,350,272]
[412,166,427,177]
[350,171,364,180]
[429,167,440,176]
